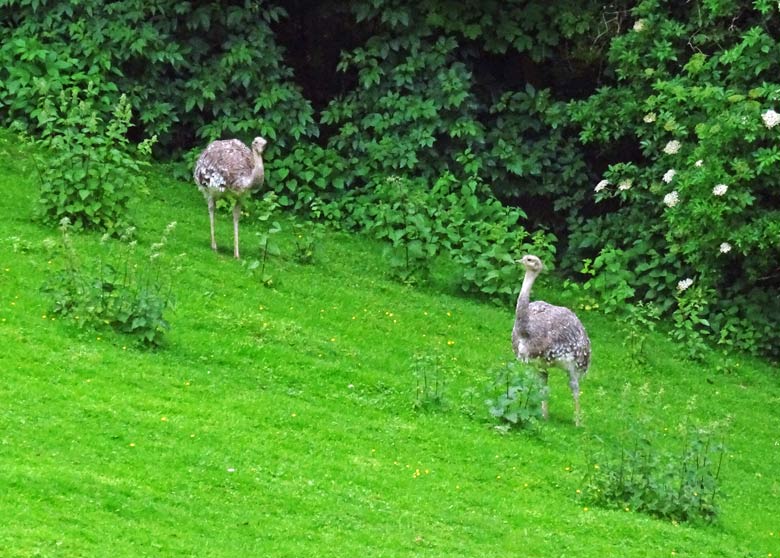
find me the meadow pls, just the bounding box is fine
[1,131,778,557]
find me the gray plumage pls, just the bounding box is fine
[512,254,591,426]
[193,136,267,259]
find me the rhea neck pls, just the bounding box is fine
[250,149,265,185]
[514,267,540,334]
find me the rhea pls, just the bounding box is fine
[193,136,267,259]
[511,255,591,426]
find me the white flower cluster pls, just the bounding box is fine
[663,191,679,208]
[677,277,694,292]
[662,169,676,183]
[643,112,657,123]
[694,159,704,167]
[762,109,780,129]
[663,140,681,155]
[712,184,728,196]
[719,242,732,254]
[595,179,609,192]
[633,19,646,32]
[618,179,632,191]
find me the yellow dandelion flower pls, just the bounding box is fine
[129,442,136,447]
[583,507,589,512]
[161,417,168,422]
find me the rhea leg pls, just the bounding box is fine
[232,202,241,259]
[539,369,549,420]
[207,196,218,252]
[567,371,582,427]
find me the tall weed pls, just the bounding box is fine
[42,219,178,347]
[582,386,728,524]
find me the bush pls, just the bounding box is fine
[570,2,780,357]
[332,172,555,300]
[33,85,154,235]
[581,386,728,524]
[0,0,316,155]
[42,219,178,347]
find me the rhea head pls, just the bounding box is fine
[517,254,544,274]
[251,136,267,155]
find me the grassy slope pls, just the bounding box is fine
[1,132,778,557]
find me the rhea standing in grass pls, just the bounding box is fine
[193,136,267,259]
[512,254,591,426]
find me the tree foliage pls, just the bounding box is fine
[0,0,317,154]
[571,0,780,356]
[1,0,778,356]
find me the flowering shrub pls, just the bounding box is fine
[571,1,780,357]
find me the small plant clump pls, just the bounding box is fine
[411,351,450,411]
[42,218,178,347]
[484,360,547,432]
[581,388,728,524]
[244,192,282,287]
[291,221,325,265]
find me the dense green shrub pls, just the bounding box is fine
[571,1,780,357]
[34,86,154,234]
[332,172,555,301]
[0,0,317,154]
[321,2,595,231]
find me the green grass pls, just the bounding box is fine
[1,130,779,557]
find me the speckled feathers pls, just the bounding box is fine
[194,137,266,196]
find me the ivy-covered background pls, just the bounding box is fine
[1,0,778,357]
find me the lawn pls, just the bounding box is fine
[1,131,778,557]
